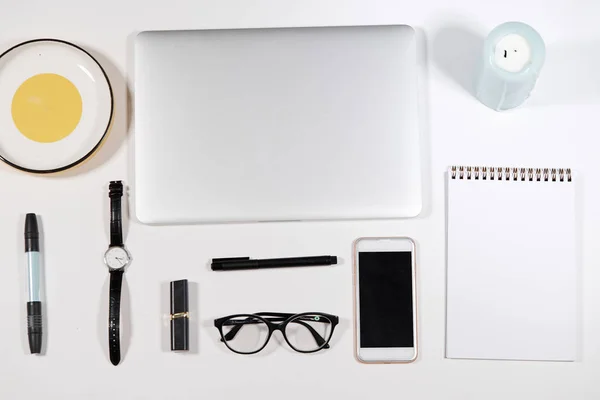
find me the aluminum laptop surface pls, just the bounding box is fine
[134,25,421,223]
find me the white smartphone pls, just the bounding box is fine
[354,237,417,363]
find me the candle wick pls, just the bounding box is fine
[504,50,507,58]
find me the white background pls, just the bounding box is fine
[0,0,599,399]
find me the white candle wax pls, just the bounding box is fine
[493,34,532,73]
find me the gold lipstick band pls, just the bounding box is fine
[170,312,189,320]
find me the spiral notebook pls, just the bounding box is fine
[446,166,578,361]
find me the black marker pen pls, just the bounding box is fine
[25,213,42,354]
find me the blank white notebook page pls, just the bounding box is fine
[446,167,577,361]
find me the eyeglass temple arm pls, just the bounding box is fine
[222,317,329,348]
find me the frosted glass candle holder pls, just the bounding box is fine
[475,22,545,111]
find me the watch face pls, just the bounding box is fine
[104,247,131,270]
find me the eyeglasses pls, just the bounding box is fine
[214,312,339,355]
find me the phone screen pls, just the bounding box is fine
[358,251,414,348]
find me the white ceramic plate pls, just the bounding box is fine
[0,39,113,173]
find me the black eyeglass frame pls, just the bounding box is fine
[214,312,339,355]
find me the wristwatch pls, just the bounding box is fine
[103,181,131,366]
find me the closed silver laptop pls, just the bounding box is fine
[134,25,422,224]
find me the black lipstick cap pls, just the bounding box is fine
[170,280,189,351]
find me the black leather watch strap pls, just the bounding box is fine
[109,181,123,247]
[109,269,124,366]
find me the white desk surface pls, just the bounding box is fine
[1,0,599,399]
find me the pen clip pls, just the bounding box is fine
[212,257,251,263]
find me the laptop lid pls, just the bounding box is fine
[134,25,421,224]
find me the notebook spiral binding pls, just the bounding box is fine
[450,166,572,182]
